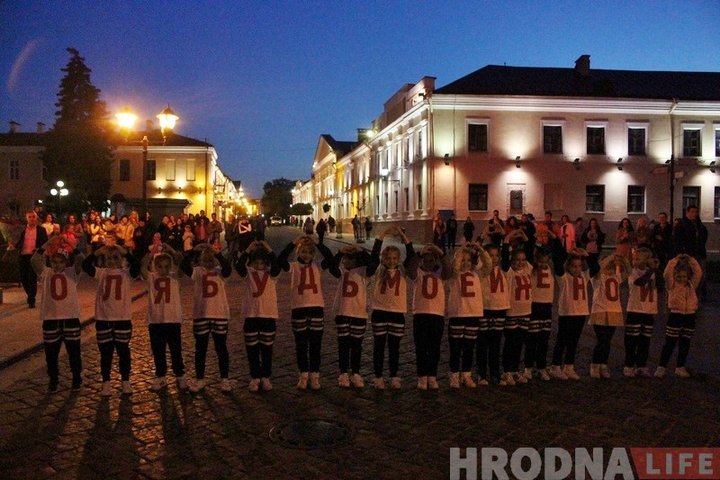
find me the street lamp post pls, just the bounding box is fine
[50,180,69,217]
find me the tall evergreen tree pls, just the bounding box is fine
[41,48,114,213]
[261,177,295,217]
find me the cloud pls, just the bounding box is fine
[7,39,42,94]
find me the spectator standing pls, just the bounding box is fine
[462,217,475,243]
[9,211,48,308]
[316,218,327,244]
[446,214,458,250]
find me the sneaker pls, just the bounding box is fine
[261,378,273,391]
[539,369,551,381]
[189,378,206,393]
[150,377,167,391]
[654,366,667,379]
[563,365,580,381]
[549,366,568,380]
[499,372,516,386]
[100,381,112,397]
[248,379,261,392]
[675,367,691,378]
[389,377,401,389]
[513,372,528,384]
[589,364,601,379]
[461,372,477,388]
[599,365,611,379]
[71,376,82,391]
[309,372,321,390]
[338,373,351,388]
[121,381,133,395]
[449,372,460,389]
[623,367,636,378]
[220,378,232,392]
[427,376,439,390]
[296,372,309,390]
[176,376,188,391]
[523,368,533,380]
[48,378,59,392]
[373,377,385,390]
[478,378,489,386]
[635,367,652,378]
[350,373,365,388]
[417,376,428,390]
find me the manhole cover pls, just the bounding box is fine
[269,418,354,449]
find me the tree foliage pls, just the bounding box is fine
[288,203,313,216]
[260,178,295,217]
[40,48,114,213]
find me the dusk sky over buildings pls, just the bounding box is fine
[1,0,719,197]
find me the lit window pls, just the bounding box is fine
[586,185,605,212]
[627,185,645,213]
[587,127,605,155]
[468,123,488,153]
[468,184,488,211]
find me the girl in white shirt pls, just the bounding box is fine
[235,241,282,392]
[501,248,534,386]
[623,247,659,378]
[180,244,233,393]
[528,247,556,381]
[32,237,83,392]
[480,244,509,385]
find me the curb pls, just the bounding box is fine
[0,290,148,371]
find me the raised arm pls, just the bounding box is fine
[82,252,97,277]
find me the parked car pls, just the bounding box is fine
[270,215,283,226]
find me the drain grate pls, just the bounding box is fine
[269,418,354,449]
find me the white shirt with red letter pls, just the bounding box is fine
[191,265,230,319]
[507,264,533,317]
[627,268,658,314]
[94,267,133,321]
[40,267,81,320]
[412,270,445,316]
[532,265,555,304]
[334,266,368,318]
[447,271,484,318]
[289,262,325,310]
[590,273,624,315]
[371,268,407,313]
[482,266,510,311]
[242,267,279,319]
[147,272,183,324]
[557,271,590,316]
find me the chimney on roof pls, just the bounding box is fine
[575,55,591,77]
[146,119,154,132]
[37,122,46,133]
[9,121,20,133]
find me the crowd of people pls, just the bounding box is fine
[12,202,710,397]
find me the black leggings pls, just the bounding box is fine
[448,317,479,373]
[413,314,444,377]
[193,318,229,379]
[149,323,184,377]
[371,310,405,378]
[551,316,585,366]
[659,313,696,368]
[244,318,276,378]
[96,320,132,381]
[43,319,82,381]
[624,312,654,368]
[592,325,616,364]
[336,315,366,374]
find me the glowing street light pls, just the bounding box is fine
[50,180,69,214]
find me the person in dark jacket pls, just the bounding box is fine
[672,205,708,299]
[11,211,49,308]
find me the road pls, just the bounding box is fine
[1,226,719,479]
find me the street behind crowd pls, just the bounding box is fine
[1,226,719,480]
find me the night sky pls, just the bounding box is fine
[2,0,719,197]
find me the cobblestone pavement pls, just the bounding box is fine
[1,227,719,479]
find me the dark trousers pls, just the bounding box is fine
[528,303,553,369]
[149,323,184,377]
[371,310,405,378]
[502,316,528,373]
[292,307,324,373]
[244,318,276,378]
[43,319,82,381]
[335,315,366,374]
[659,313,696,368]
[479,310,505,380]
[624,312,654,368]
[413,314,444,377]
[96,320,132,381]
[193,318,229,379]
[19,254,38,305]
[552,315,586,366]
[592,325,617,364]
[448,317,479,373]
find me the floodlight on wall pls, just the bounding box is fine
[665,159,672,165]
[616,157,623,171]
[444,153,450,166]
[515,156,521,168]
[573,158,580,170]
[710,161,716,174]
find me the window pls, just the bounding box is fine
[543,126,563,154]
[587,127,605,154]
[375,195,380,215]
[468,123,488,153]
[715,128,720,157]
[627,185,645,213]
[715,187,720,219]
[146,159,156,180]
[186,159,196,181]
[468,183,488,211]
[165,159,175,181]
[682,186,700,211]
[416,185,422,210]
[416,130,423,160]
[384,192,388,213]
[404,187,409,212]
[394,190,398,213]
[119,159,130,181]
[628,128,646,156]
[9,159,19,180]
[683,129,702,157]
[586,185,605,212]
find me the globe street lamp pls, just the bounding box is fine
[50,180,69,216]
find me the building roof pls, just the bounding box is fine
[320,134,356,156]
[0,129,213,148]
[0,132,48,147]
[435,64,720,101]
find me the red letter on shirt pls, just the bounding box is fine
[342,272,358,297]
[380,270,401,296]
[251,271,268,298]
[536,268,550,289]
[640,284,655,303]
[515,274,531,301]
[50,273,68,301]
[297,266,319,295]
[103,274,123,301]
[460,272,476,297]
[572,276,586,301]
[421,274,439,299]
[489,268,505,293]
[605,278,619,302]
[202,272,219,298]
[154,277,171,304]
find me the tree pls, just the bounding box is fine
[260,178,295,217]
[288,203,313,216]
[40,48,114,213]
